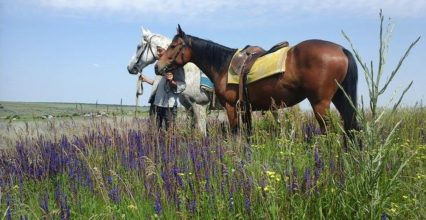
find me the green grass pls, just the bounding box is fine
[0,106,424,219]
[1,11,424,219]
[0,101,150,121]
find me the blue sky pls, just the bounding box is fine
[1,0,425,108]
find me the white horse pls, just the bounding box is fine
[127,27,211,135]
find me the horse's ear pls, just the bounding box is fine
[177,24,185,38]
[141,26,152,37]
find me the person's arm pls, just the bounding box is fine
[140,74,154,85]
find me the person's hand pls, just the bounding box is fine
[166,72,174,81]
[139,75,149,83]
[139,74,154,85]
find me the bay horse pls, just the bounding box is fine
[155,25,359,136]
[127,27,211,135]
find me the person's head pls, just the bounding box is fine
[156,46,166,58]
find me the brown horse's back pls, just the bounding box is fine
[247,39,348,110]
[245,39,358,134]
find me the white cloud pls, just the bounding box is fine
[37,0,426,18]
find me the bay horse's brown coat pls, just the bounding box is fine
[156,26,359,136]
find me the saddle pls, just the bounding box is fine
[230,41,289,77]
[230,41,288,133]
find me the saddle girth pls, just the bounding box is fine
[230,41,289,134]
[233,46,265,134]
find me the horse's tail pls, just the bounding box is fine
[333,48,359,132]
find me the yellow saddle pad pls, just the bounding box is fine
[227,46,290,84]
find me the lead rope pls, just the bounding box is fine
[135,73,143,117]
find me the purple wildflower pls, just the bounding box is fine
[60,135,69,150]
[154,192,162,215]
[108,186,120,203]
[161,172,172,196]
[107,176,113,185]
[314,146,322,183]
[188,200,196,213]
[304,168,312,193]
[172,167,184,188]
[303,123,318,142]
[16,141,29,173]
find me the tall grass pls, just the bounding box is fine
[0,11,424,219]
[0,108,424,219]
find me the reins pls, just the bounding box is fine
[134,35,158,115]
[158,38,187,76]
[135,73,143,116]
[135,35,159,70]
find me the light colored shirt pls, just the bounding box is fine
[148,75,162,102]
[152,68,186,108]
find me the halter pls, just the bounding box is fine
[158,37,188,76]
[135,35,159,70]
[134,35,158,112]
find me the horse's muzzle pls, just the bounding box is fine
[154,64,166,76]
[127,65,138,75]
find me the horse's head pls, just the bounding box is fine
[155,25,192,76]
[127,27,170,75]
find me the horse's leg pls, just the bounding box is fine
[225,102,239,134]
[333,92,361,150]
[179,95,195,128]
[332,89,360,136]
[310,99,331,134]
[192,103,208,136]
[241,107,252,136]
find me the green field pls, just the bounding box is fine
[0,102,425,219]
[0,101,149,121]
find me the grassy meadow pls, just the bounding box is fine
[1,11,424,220]
[0,102,425,219]
[0,101,149,121]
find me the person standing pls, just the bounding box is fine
[140,47,186,130]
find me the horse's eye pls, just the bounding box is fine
[170,45,176,49]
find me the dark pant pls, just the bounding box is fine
[149,103,156,117]
[154,106,177,130]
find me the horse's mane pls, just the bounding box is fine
[180,35,237,73]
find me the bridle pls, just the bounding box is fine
[135,35,159,70]
[157,37,189,76]
[134,35,158,111]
